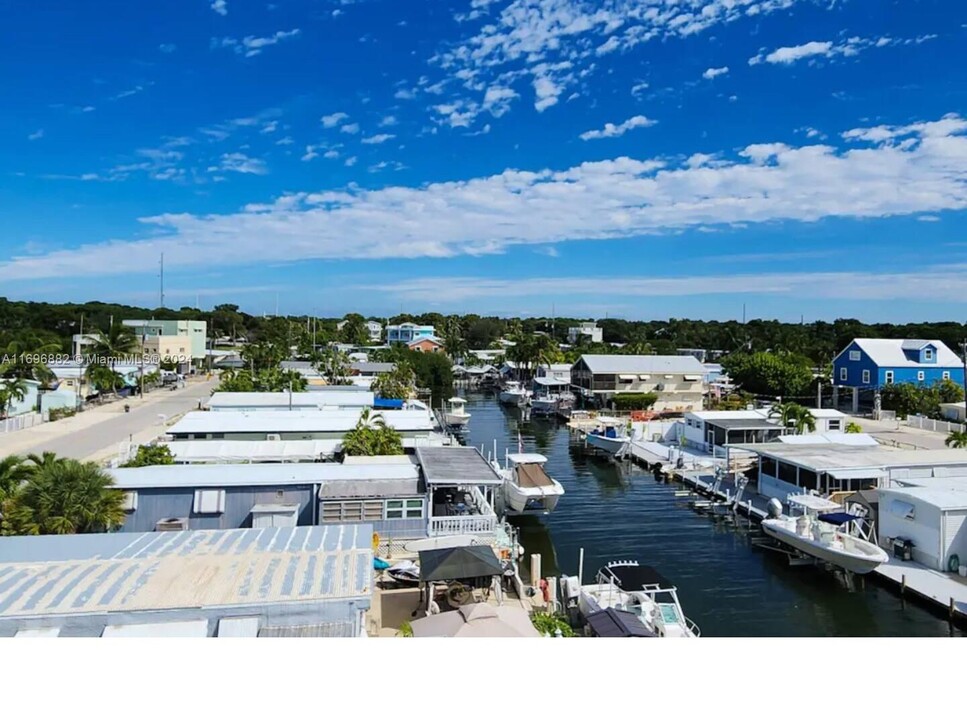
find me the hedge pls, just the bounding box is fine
[612,393,658,410]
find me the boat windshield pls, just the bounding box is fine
[659,604,683,625]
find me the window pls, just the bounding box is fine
[917,371,925,382]
[890,499,915,520]
[943,371,951,380]
[193,489,226,514]
[828,419,841,431]
[924,348,934,361]
[121,491,138,512]
[320,500,383,523]
[760,457,777,478]
[885,371,894,385]
[862,370,870,384]
[840,367,847,382]
[849,351,861,361]
[385,499,424,519]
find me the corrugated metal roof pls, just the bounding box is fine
[318,478,423,498]
[731,443,967,472]
[207,391,374,409]
[0,525,373,621]
[167,439,339,462]
[415,446,504,486]
[109,462,420,489]
[577,354,706,374]
[168,409,435,434]
[350,362,396,373]
[880,487,967,511]
[102,620,210,637]
[259,622,355,637]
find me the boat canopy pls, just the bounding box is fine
[447,397,467,404]
[507,453,548,465]
[788,495,842,512]
[534,377,569,386]
[601,563,674,591]
[817,512,863,525]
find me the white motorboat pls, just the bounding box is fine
[493,452,565,516]
[530,395,559,415]
[560,561,700,637]
[499,381,531,406]
[761,495,889,575]
[444,397,471,428]
[584,417,631,456]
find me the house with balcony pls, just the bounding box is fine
[681,408,848,455]
[123,319,208,370]
[387,322,436,344]
[407,336,446,353]
[570,354,707,412]
[336,319,383,342]
[832,338,964,413]
[567,322,603,345]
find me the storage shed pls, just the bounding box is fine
[877,487,967,572]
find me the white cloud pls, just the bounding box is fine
[918,215,941,222]
[340,123,360,135]
[217,29,300,58]
[28,129,44,140]
[379,115,398,127]
[260,121,278,134]
[324,150,340,159]
[211,0,227,16]
[113,85,145,100]
[580,115,656,140]
[301,145,319,162]
[394,88,417,100]
[361,133,395,144]
[212,152,268,174]
[8,113,967,281]
[81,106,96,112]
[748,34,923,66]
[344,156,357,167]
[702,66,729,80]
[276,136,294,145]
[533,74,563,112]
[368,161,406,173]
[159,43,177,53]
[321,112,349,128]
[631,82,649,96]
[481,85,518,117]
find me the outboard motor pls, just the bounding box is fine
[767,498,783,519]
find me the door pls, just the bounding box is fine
[253,511,297,528]
[943,511,967,569]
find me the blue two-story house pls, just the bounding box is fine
[833,338,964,391]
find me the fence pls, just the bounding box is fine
[0,412,47,434]
[904,415,965,435]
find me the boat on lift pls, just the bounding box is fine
[584,417,631,456]
[560,560,700,637]
[499,381,531,407]
[492,452,565,516]
[761,495,889,575]
[443,397,471,428]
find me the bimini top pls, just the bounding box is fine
[600,562,674,591]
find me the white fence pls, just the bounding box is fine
[0,412,47,434]
[904,415,965,435]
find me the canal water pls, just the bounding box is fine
[454,389,963,637]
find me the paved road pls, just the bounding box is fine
[851,417,951,450]
[2,380,216,461]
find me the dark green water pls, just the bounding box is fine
[456,389,963,637]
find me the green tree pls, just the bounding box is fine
[372,361,416,400]
[0,455,34,504]
[945,430,967,449]
[936,378,965,405]
[89,318,138,361]
[26,451,62,473]
[241,341,287,372]
[722,352,815,399]
[338,314,369,345]
[122,444,175,467]
[1,459,126,535]
[441,318,467,360]
[1,334,61,385]
[845,421,863,434]
[313,348,352,385]
[341,409,404,456]
[0,377,30,418]
[86,365,124,395]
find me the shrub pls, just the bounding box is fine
[612,393,658,411]
[48,407,76,422]
[530,612,574,637]
[121,444,175,467]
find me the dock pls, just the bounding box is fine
[625,439,967,624]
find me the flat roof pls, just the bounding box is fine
[166,439,339,462]
[168,409,435,434]
[0,525,372,623]
[415,446,504,486]
[709,418,781,430]
[207,391,374,408]
[880,487,967,511]
[732,443,967,473]
[108,462,420,489]
[578,354,706,375]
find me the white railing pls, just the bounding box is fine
[904,415,965,435]
[429,514,498,536]
[0,412,46,434]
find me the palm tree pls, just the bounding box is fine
[88,319,139,396]
[1,335,60,386]
[0,378,30,419]
[26,451,61,472]
[0,455,34,504]
[1,459,126,535]
[945,430,967,449]
[790,406,817,435]
[313,348,351,386]
[767,401,798,429]
[86,365,124,396]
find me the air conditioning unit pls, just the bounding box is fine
[266,433,281,441]
[155,517,188,531]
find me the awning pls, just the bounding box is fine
[828,468,887,481]
[618,374,637,381]
[684,375,702,381]
[638,374,651,380]
[418,545,503,582]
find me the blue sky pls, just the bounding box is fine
[2,0,966,322]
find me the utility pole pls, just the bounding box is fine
[160,253,165,308]
[962,338,967,424]
[77,313,84,410]
[139,320,146,400]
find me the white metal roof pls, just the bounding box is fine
[880,487,967,511]
[109,461,420,489]
[168,409,435,434]
[732,443,967,473]
[577,354,707,375]
[848,338,961,367]
[776,432,879,446]
[165,439,339,462]
[102,620,210,637]
[207,391,374,409]
[0,525,373,621]
[808,409,848,418]
[689,410,767,421]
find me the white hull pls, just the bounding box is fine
[761,519,889,575]
[530,398,558,415]
[504,477,564,515]
[444,412,471,426]
[569,583,697,638]
[585,433,629,455]
[499,390,529,406]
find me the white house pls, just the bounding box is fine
[567,322,603,345]
[878,487,967,571]
[680,408,848,454]
[336,319,383,342]
[571,354,706,412]
[386,323,435,344]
